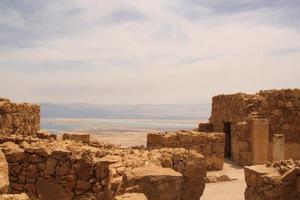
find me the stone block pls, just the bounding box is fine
[238,141,249,152]
[36,178,73,200]
[115,193,148,200]
[0,150,9,194]
[62,132,91,144]
[117,167,184,200]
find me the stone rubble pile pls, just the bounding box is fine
[244,160,300,200]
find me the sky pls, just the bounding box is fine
[0,0,300,104]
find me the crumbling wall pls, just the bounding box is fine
[244,160,300,200]
[0,99,40,136]
[0,140,112,200]
[147,131,224,170]
[0,138,207,200]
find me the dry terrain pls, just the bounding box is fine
[202,159,246,200]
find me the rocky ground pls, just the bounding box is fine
[202,159,246,200]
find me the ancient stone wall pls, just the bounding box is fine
[208,89,300,165]
[147,131,224,170]
[244,160,300,200]
[0,138,207,200]
[258,89,300,160]
[0,140,114,200]
[0,98,40,136]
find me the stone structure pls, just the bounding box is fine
[200,89,300,165]
[62,132,91,144]
[115,193,147,200]
[244,160,300,200]
[0,138,207,200]
[147,131,224,170]
[0,150,9,194]
[0,148,30,200]
[0,98,40,136]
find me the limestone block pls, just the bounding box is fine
[180,150,207,200]
[117,167,184,200]
[146,133,164,148]
[0,150,9,194]
[62,132,91,144]
[0,193,30,200]
[36,178,73,200]
[115,193,148,200]
[0,142,24,163]
[238,141,249,152]
[212,142,224,153]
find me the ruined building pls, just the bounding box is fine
[199,89,300,165]
[0,98,207,200]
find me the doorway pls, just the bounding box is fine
[224,122,232,158]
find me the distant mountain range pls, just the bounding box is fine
[41,103,211,119]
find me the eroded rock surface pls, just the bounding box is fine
[0,150,9,194]
[0,193,30,200]
[244,160,300,200]
[118,167,183,200]
[115,193,148,200]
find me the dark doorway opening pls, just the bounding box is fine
[224,122,232,158]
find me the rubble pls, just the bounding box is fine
[244,160,300,199]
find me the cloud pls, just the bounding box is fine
[0,0,299,104]
[103,8,148,24]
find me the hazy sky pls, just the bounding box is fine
[0,0,300,104]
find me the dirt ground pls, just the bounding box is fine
[202,159,246,200]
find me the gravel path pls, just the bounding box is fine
[202,159,246,200]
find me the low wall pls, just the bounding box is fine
[0,140,110,200]
[147,131,224,170]
[244,160,300,200]
[0,138,207,200]
[0,99,40,136]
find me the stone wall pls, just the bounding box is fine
[147,131,224,170]
[244,160,300,200]
[208,89,300,165]
[0,148,30,200]
[0,138,207,200]
[0,98,40,136]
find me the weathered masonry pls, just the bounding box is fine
[0,98,40,136]
[199,89,300,165]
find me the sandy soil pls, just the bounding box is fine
[91,131,149,147]
[202,159,246,200]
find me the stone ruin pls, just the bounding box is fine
[0,98,40,136]
[199,89,300,166]
[244,160,300,199]
[0,98,207,200]
[0,88,299,200]
[147,131,225,170]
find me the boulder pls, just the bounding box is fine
[117,167,184,200]
[0,150,9,194]
[0,193,30,200]
[0,142,24,163]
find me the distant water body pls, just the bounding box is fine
[41,118,207,146]
[42,118,205,132]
